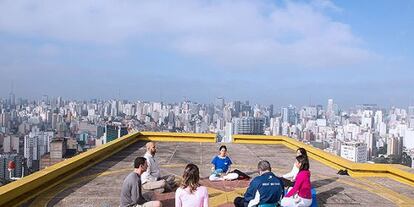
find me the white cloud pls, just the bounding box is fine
[0,0,375,68]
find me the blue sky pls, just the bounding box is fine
[0,0,413,108]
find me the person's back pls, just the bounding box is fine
[176,163,209,207]
[245,171,284,206]
[175,186,209,207]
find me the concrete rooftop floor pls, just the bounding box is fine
[24,141,414,207]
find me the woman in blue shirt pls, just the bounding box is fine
[209,145,238,181]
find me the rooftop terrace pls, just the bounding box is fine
[1,132,414,207]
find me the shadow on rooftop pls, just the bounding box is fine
[23,141,147,207]
[316,186,345,206]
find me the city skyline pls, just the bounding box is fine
[1,0,414,107]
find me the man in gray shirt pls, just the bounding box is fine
[120,157,162,207]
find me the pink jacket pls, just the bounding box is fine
[285,170,311,199]
[175,186,209,207]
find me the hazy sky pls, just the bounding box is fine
[0,0,413,107]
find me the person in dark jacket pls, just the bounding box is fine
[234,160,284,207]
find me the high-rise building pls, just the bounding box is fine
[233,101,241,116]
[215,97,225,111]
[282,105,296,125]
[405,129,414,149]
[24,134,35,169]
[9,91,16,108]
[51,113,58,130]
[104,125,128,143]
[3,135,11,153]
[270,117,281,136]
[408,106,414,118]
[223,122,233,143]
[233,117,264,135]
[23,128,54,169]
[365,132,377,160]
[111,100,119,117]
[326,99,334,119]
[340,142,367,163]
[387,136,403,156]
[2,135,19,153]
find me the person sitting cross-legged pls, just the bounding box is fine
[234,160,284,207]
[280,148,308,188]
[209,145,238,181]
[120,156,162,207]
[281,155,312,207]
[142,142,176,193]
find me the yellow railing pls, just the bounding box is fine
[0,132,412,207]
[139,131,216,142]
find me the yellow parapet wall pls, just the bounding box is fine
[139,131,216,143]
[233,134,414,187]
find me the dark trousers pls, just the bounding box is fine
[234,197,249,207]
[279,177,295,188]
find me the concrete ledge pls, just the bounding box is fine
[139,131,216,142]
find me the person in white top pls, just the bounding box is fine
[175,164,209,207]
[280,148,308,187]
[142,142,176,193]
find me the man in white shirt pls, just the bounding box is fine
[142,142,176,193]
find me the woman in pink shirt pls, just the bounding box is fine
[175,164,209,207]
[281,155,312,207]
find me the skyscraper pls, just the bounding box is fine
[326,99,334,120]
[387,136,402,156]
[282,105,296,125]
[215,97,225,111]
[104,125,128,143]
[233,117,264,135]
[340,142,367,163]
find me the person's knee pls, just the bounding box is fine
[209,174,219,181]
[160,179,167,187]
[280,197,290,206]
[233,197,244,207]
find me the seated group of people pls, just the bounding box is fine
[120,142,312,207]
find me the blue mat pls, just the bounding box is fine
[274,188,317,207]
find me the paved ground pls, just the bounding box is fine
[26,141,414,207]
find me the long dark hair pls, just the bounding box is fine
[181,164,200,193]
[296,155,310,171]
[297,148,308,159]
